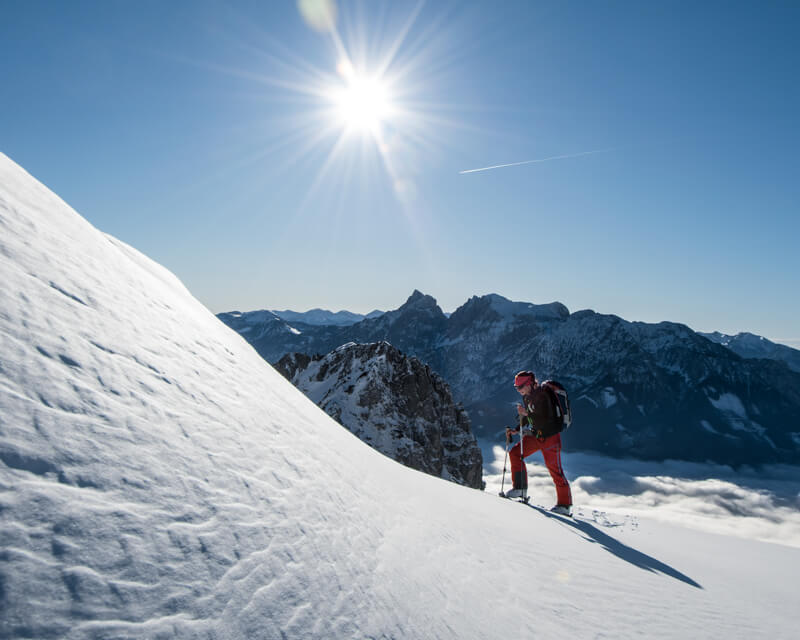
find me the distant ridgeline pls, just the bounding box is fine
[218,291,800,466]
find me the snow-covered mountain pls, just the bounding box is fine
[217,308,338,359]
[220,291,800,466]
[3,154,800,638]
[700,331,800,373]
[271,307,385,326]
[275,341,483,488]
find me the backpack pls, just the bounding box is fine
[542,380,572,431]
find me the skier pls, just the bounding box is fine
[504,371,573,516]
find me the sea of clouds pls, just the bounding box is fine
[480,440,800,548]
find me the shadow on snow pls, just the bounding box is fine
[527,504,703,589]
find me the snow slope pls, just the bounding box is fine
[1,153,798,639]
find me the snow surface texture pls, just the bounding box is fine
[1,153,799,639]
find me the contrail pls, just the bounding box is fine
[459,149,611,174]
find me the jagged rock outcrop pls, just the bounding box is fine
[275,342,483,489]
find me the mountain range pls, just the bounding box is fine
[218,291,800,466]
[271,308,385,326]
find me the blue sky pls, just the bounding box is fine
[2,1,798,346]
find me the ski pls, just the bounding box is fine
[540,503,574,518]
[498,491,530,504]
[498,494,574,517]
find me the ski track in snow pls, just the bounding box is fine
[1,153,800,639]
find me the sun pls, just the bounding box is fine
[329,61,394,136]
[243,0,460,204]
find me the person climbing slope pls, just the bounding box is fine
[504,370,573,516]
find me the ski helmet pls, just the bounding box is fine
[514,371,535,389]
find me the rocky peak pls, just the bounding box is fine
[450,293,569,322]
[395,290,446,319]
[275,342,483,489]
[449,293,568,332]
[483,294,569,321]
[343,291,447,367]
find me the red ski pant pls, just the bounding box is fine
[509,432,572,506]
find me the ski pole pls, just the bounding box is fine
[500,430,510,496]
[519,431,527,501]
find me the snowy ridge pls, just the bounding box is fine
[2,154,799,638]
[271,308,384,326]
[700,330,800,373]
[0,155,438,637]
[470,292,568,322]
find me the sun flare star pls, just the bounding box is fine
[330,72,393,135]
[271,1,455,207]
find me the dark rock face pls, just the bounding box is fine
[275,342,484,489]
[221,292,800,466]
